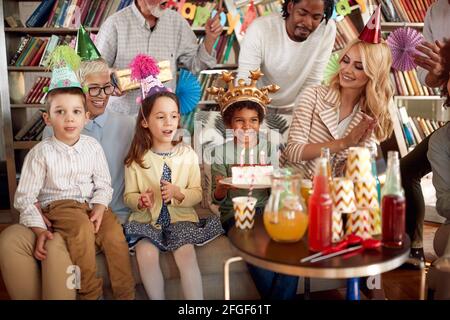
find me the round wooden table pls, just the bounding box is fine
[224,215,410,299]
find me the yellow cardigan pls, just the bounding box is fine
[124,144,202,225]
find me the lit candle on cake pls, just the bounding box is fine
[260,150,266,165]
[240,148,245,166]
[249,149,254,165]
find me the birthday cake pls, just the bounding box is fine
[231,165,274,185]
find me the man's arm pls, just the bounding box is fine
[301,20,336,90]
[177,17,217,73]
[95,17,118,67]
[428,125,450,220]
[415,6,445,87]
[235,20,263,82]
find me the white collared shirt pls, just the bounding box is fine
[14,134,113,229]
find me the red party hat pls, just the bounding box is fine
[358,6,382,44]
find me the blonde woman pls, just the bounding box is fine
[283,38,394,178]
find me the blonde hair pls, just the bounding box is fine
[329,39,394,142]
[77,58,110,84]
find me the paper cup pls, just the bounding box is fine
[233,196,257,230]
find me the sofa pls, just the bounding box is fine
[97,110,345,300]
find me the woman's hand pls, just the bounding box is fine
[214,175,235,200]
[204,4,224,54]
[414,40,445,87]
[344,114,375,147]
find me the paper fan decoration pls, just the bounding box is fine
[323,53,340,85]
[387,27,424,71]
[176,69,201,115]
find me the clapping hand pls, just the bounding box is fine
[138,188,155,210]
[344,114,376,147]
[160,180,183,204]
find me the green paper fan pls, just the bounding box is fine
[323,53,340,85]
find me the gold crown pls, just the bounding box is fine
[207,70,280,115]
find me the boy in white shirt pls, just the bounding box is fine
[13,46,135,300]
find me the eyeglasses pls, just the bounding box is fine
[88,85,115,97]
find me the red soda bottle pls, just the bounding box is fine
[308,157,333,252]
[381,151,406,248]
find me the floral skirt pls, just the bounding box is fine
[123,215,225,252]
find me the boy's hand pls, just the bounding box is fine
[34,229,54,261]
[161,180,184,204]
[90,204,106,233]
[35,202,53,231]
[214,175,235,200]
[138,188,155,209]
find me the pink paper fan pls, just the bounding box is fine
[387,27,424,71]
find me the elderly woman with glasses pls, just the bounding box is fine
[0,58,136,300]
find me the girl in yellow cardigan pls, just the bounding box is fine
[122,91,224,300]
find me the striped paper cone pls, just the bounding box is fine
[369,207,382,235]
[354,177,379,209]
[332,178,357,213]
[346,147,372,181]
[233,196,257,230]
[345,209,372,239]
[332,210,344,243]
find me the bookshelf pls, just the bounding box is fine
[0,0,239,217]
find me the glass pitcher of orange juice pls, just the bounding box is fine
[263,169,308,242]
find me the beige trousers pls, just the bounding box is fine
[43,200,135,300]
[0,223,76,300]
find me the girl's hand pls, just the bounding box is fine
[138,188,155,209]
[161,180,184,204]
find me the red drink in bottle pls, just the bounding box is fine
[381,151,406,248]
[308,158,333,252]
[382,195,406,248]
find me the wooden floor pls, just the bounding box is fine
[0,223,440,300]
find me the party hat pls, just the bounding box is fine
[129,54,168,104]
[44,45,83,93]
[359,6,382,44]
[76,25,101,61]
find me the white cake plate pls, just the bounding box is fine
[219,177,271,190]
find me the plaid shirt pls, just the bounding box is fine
[96,3,217,115]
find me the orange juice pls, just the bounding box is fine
[263,209,308,242]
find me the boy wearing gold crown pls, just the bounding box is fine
[12,46,135,300]
[208,70,299,300]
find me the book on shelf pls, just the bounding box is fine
[395,107,447,154]
[42,0,133,28]
[9,35,31,66]
[376,0,435,23]
[398,106,417,148]
[25,0,57,27]
[14,109,45,141]
[391,69,441,96]
[23,77,51,104]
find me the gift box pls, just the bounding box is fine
[112,60,173,92]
